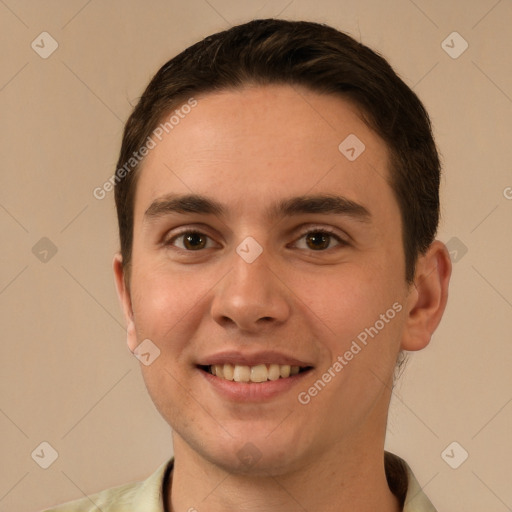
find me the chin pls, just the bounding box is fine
[195,427,312,477]
[209,447,304,477]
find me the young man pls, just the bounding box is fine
[47,18,451,512]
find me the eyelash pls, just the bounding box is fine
[164,227,348,252]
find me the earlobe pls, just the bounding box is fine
[126,319,138,352]
[401,240,452,351]
[113,253,137,351]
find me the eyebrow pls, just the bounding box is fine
[144,193,371,222]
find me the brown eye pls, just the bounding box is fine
[292,229,345,251]
[168,231,212,251]
[305,232,332,250]
[183,232,206,250]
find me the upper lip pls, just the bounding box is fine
[197,350,313,367]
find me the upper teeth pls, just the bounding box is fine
[210,364,301,383]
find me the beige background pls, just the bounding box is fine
[1,0,511,511]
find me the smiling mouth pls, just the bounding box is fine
[198,363,313,383]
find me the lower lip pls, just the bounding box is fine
[198,368,312,402]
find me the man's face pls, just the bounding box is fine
[122,85,413,474]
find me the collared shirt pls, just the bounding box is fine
[43,453,437,511]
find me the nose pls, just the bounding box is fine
[210,250,291,333]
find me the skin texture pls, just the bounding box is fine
[114,84,451,512]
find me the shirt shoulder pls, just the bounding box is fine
[385,452,438,512]
[402,464,438,512]
[42,480,142,512]
[42,459,172,512]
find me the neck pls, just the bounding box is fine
[168,433,400,512]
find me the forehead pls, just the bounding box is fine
[133,84,397,223]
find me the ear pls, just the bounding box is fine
[113,253,138,352]
[401,240,452,351]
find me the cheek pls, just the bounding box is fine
[291,263,406,399]
[293,262,400,339]
[129,263,215,353]
[129,264,213,424]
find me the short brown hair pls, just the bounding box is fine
[114,18,441,283]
